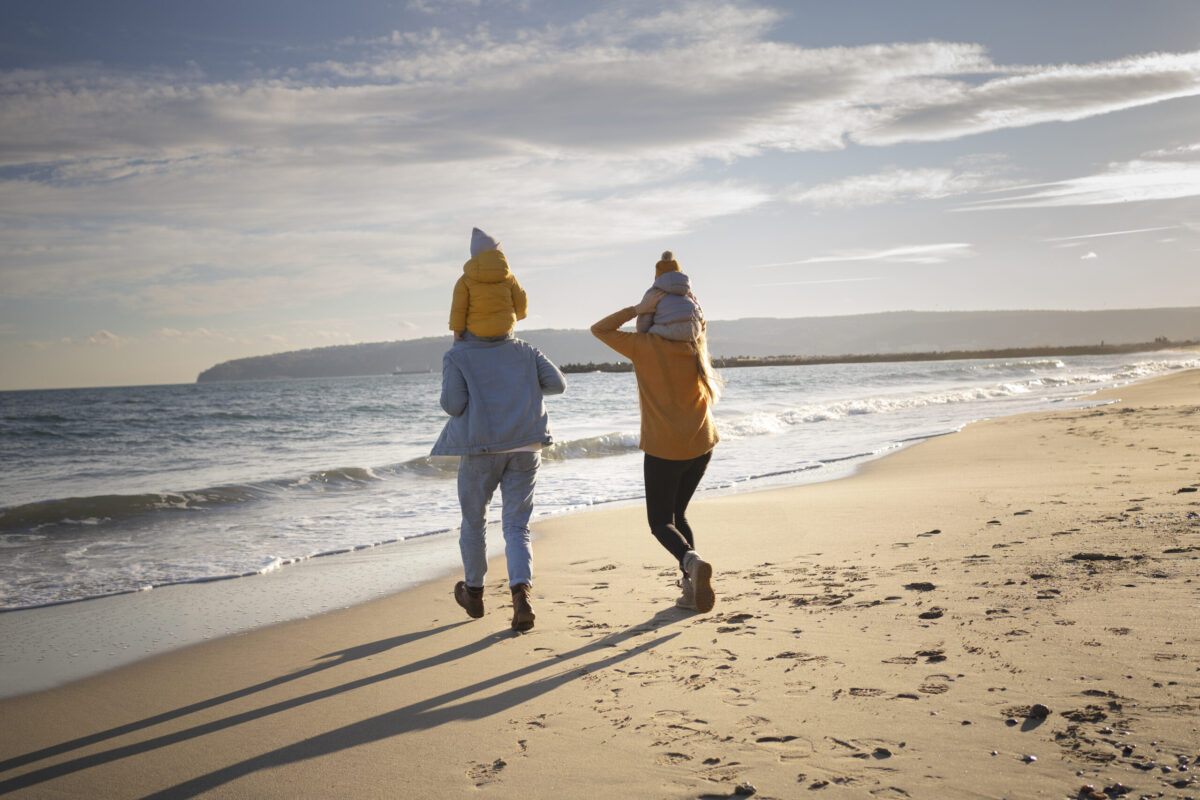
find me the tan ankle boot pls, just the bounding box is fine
[675,573,697,610]
[511,583,535,631]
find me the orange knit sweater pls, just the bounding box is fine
[591,306,719,461]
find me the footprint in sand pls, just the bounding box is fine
[882,655,919,665]
[919,674,952,694]
[828,736,904,761]
[720,685,758,707]
[654,751,692,766]
[754,733,815,761]
[466,758,507,786]
[650,710,716,747]
[567,616,612,634]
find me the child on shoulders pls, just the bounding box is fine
[636,250,704,341]
[449,227,527,340]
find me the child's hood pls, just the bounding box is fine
[653,270,691,295]
[463,249,511,283]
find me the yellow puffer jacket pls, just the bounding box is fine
[449,249,528,337]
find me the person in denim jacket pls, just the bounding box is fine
[430,326,566,631]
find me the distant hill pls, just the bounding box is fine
[196,307,1200,382]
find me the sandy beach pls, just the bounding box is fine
[1,368,1198,799]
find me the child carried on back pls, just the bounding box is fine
[449,227,527,340]
[636,250,704,341]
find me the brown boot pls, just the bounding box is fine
[454,581,484,619]
[510,583,535,631]
[682,551,714,613]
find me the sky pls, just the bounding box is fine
[1,0,1198,390]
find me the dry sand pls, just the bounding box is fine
[1,369,1198,799]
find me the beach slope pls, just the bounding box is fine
[2,370,1198,799]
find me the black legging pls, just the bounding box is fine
[643,450,712,566]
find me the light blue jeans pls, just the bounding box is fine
[457,450,539,589]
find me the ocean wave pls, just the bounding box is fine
[0,486,273,532]
[716,360,1196,441]
[4,413,74,423]
[0,433,644,533]
[544,432,640,459]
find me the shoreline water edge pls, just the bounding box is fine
[1,350,1197,699]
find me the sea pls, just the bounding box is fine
[2,350,1197,614]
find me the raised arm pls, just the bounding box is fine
[590,306,639,359]
[592,290,664,358]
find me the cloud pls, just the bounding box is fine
[754,276,884,287]
[1143,142,1200,161]
[5,6,1194,172]
[55,330,133,348]
[156,327,237,342]
[753,243,974,267]
[1,1,1197,322]
[961,159,1200,210]
[860,51,1200,146]
[1044,225,1179,249]
[788,167,1004,208]
[1080,251,1098,260]
[1045,225,1177,243]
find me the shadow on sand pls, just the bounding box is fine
[0,608,686,797]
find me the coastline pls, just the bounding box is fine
[562,339,1199,373]
[1,367,1197,798]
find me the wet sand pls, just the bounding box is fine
[1,368,1197,799]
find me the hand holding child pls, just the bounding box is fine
[635,289,667,316]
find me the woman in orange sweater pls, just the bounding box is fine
[591,289,722,612]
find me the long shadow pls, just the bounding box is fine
[0,621,468,774]
[0,608,687,795]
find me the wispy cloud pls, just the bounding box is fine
[1045,225,1177,243]
[788,166,1004,208]
[961,160,1200,210]
[1080,251,1098,260]
[51,330,133,348]
[860,51,1200,146]
[753,277,884,287]
[156,327,238,343]
[752,243,974,267]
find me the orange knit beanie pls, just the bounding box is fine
[655,250,680,276]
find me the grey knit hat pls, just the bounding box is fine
[470,227,500,257]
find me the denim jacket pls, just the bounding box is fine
[430,333,567,456]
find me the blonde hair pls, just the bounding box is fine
[693,329,724,404]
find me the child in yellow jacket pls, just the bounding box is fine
[450,228,528,339]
